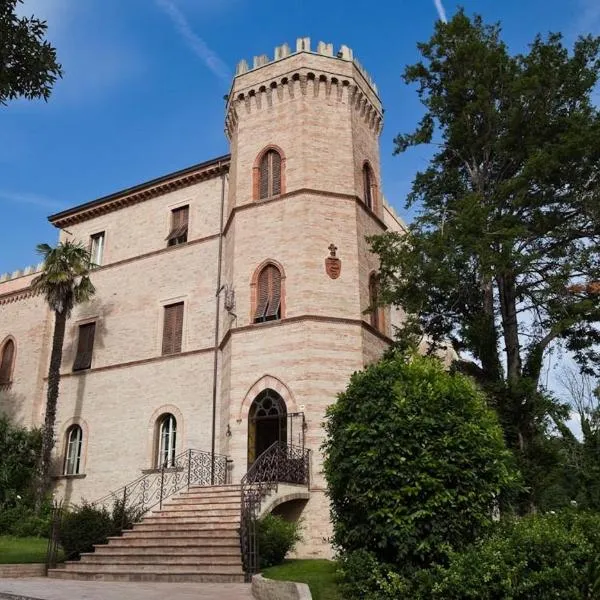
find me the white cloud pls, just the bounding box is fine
[433,0,448,23]
[155,0,230,82]
[0,190,67,211]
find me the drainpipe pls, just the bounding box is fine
[211,167,227,485]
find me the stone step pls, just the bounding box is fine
[48,570,245,583]
[109,533,239,545]
[62,562,243,574]
[79,553,242,566]
[139,515,240,525]
[132,522,239,532]
[166,497,241,506]
[93,544,240,555]
[187,485,241,494]
[151,507,240,518]
[172,493,242,502]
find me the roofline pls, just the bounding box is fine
[48,154,231,228]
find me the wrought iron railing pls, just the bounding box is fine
[46,448,228,568]
[240,441,310,580]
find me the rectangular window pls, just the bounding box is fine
[162,302,184,355]
[166,206,189,247]
[73,322,96,371]
[90,232,105,267]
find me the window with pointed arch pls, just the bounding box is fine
[369,273,385,332]
[363,162,376,211]
[253,263,283,323]
[0,338,15,385]
[156,413,177,468]
[64,425,83,475]
[254,147,284,200]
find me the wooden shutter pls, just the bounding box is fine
[363,165,372,209]
[166,206,189,244]
[259,153,270,199]
[255,268,271,320]
[265,266,282,318]
[369,275,379,329]
[73,323,95,371]
[271,151,282,196]
[162,303,184,355]
[0,340,14,384]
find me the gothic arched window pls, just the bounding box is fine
[254,263,283,323]
[257,149,283,200]
[0,338,15,385]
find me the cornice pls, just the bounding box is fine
[0,289,40,305]
[49,155,231,229]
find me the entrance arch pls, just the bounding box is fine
[248,389,287,467]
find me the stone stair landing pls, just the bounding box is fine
[48,485,244,583]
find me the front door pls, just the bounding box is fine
[247,389,287,468]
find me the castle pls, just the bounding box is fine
[0,38,405,559]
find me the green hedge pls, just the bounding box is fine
[258,514,302,569]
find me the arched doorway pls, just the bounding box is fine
[248,389,287,467]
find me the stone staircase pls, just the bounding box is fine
[48,484,245,583]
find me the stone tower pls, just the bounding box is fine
[221,38,400,556]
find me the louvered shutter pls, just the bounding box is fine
[162,303,184,354]
[255,268,271,320]
[266,266,282,318]
[271,151,282,196]
[166,206,189,244]
[259,153,270,199]
[0,340,14,383]
[73,323,95,371]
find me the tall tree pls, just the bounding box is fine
[32,242,95,504]
[0,0,62,105]
[370,10,600,506]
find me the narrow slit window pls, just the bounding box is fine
[363,163,374,210]
[166,206,189,247]
[0,339,15,384]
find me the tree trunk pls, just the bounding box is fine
[479,275,503,383]
[35,309,67,510]
[497,272,522,388]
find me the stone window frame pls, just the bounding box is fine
[146,404,185,471]
[253,145,286,201]
[0,335,16,386]
[156,295,188,357]
[250,259,286,325]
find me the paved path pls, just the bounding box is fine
[0,578,253,600]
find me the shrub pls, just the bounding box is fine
[257,513,301,568]
[0,502,53,537]
[59,502,116,560]
[428,511,600,600]
[0,416,42,508]
[323,353,519,572]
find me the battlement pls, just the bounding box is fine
[235,37,378,96]
[0,263,43,284]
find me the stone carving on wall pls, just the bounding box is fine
[325,243,341,280]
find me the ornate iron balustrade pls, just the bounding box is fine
[46,448,228,568]
[240,441,310,580]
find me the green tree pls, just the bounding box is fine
[0,0,62,105]
[323,353,518,575]
[32,242,95,505]
[370,10,600,506]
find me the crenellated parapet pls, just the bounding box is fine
[225,38,383,140]
[0,263,43,284]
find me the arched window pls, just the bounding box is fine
[258,149,282,200]
[254,264,282,323]
[157,413,177,468]
[64,425,83,475]
[363,162,375,210]
[369,273,384,332]
[0,339,15,385]
[248,389,287,467]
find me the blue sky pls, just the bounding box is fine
[1,0,599,277]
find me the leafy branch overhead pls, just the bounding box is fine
[0,0,62,105]
[370,10,600,506]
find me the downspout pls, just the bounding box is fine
[211,166,227,484]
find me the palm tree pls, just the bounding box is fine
[32,242,95,505]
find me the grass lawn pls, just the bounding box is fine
[263,559,341,600]
[0,536,51,564]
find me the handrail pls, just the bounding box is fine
[240,441,310,580]
[46,448,229,568]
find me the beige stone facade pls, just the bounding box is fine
[0,39,405,558]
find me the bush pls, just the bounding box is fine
[323,353,519,572]
[427,511,600,600]
[0,416,42,508]
[0,502,53,538]
[257,513,301,568]
[58,500,141,560]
